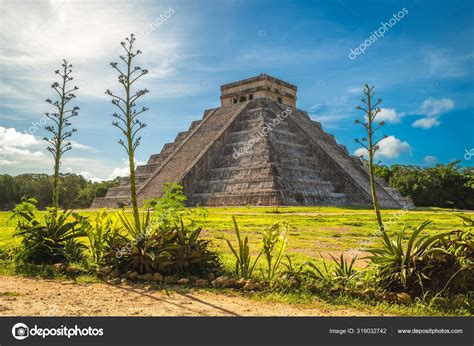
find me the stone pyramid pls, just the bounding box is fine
[91,74,413,209]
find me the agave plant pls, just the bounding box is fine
[12,198,86,264]
[305,253,358,286]
[260,221,288,281]
[164,220,220,275]
[367,220,450,292]
[226,217,261,279]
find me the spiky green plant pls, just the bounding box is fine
[260,222,288,281]
[367,220,450,292]
[226,217,261,279]
[80,209,120,265]
[12,198,86,264]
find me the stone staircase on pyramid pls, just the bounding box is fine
[91,74,413,209]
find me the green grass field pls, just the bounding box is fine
[1,206,472,316]
[1,206,471,270]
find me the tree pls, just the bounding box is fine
[354,84,387,231]
[43,59,79,210]
[106,34,149,231]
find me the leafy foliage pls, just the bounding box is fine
[0,173,120,210]
[102,208,219,276]
[260,221,288,280]
[226,217,261,279]
[374,162,474,209]
[81,209,120,265]
[144,183,208,231]
[367,219,473,295]
[11,198,86,264]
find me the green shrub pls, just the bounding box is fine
[144,183,207,231]
[367,218,472,295]
[103,210,219,276]
[226,217,261,279]
[305,254,358,287]
[80,209,120,265]
[11,198,86,264]
[260,222,288,281]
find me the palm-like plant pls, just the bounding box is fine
[226,217,261,279]
[12,198,86,264]
[367,220,449,292]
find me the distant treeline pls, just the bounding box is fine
[0,162,473,210]
[375,162,474,210]
[0,174,120,210]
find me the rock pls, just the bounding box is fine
[234,278,247,289]
[430,296,449,308]
[137,273,153,281]
[178,278,190,285]
[127,271,139,280]
[66,266,80,276]
[243,282,255,291]
[253,283,262,291]
[453,294,468,308]
[108,278,121,285]
[53,263,67,271]
[194,279,208,287]
[208,272,215,281]
[152,273,163,283]
[211,276,233,288]
[164,275,178,285]
[228,278,236,287]
[396,293,412,305]
[363,288,375,299]
[381,292,397,303]
[120,278,128,284]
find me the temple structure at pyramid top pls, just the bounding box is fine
[91,74,413,209]
[220,73,297,107]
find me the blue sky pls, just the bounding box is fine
[0,0,473,181]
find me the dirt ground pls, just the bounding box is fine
[0,276,375,316]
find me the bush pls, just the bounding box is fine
[260,222,288,281]
[367,218,473,295]
[81,209,120,266]
[103,208,220,276]
[12,198,86,264]
[226,217,261,279]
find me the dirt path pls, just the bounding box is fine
[0,276,376,316]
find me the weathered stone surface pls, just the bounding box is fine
[91,75,412,209]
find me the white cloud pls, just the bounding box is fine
[0,127,40,147]
[412,97,454,129]
[423,155,438,165]
[0,127,45,166]
[376,108,403,124]
[412,117,441,129]
[420,98,454,116]
[354,135,411,160]
[110,158,146,179]
[79,171,103,183]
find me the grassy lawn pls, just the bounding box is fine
[1,206,472,316]
[1,206,471,270]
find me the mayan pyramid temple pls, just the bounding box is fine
[91,74,413,209]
